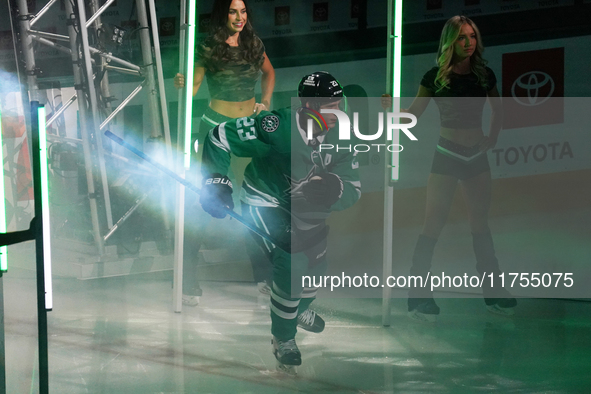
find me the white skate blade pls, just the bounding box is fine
[408,310,437,323]
[487,304,515,316]
[276,360,297,376]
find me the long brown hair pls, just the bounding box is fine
[434,16,489,92]
[204,0,263,72]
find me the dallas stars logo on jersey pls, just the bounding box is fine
[262,115,280,133]
[285,169,317,201]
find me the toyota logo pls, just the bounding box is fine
[162,21,174,32]
[276,11,289,22]
[511,71,555,106]
[315,7,327,17]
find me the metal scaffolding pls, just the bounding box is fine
[11,0,173,257]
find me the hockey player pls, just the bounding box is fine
[199,71,361,373]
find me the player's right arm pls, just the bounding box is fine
[201,110,287,178]
[199,111,285,218]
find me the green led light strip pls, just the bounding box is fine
[391,0,403,181]
[0,107,7,271]
[38,106,53,310]
[183,1,197,169]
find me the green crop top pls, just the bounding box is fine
[196,36,265,102]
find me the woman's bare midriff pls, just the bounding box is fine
[440,127,484,147]
[210,97,256,118]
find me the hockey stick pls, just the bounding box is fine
[104,130,289,249]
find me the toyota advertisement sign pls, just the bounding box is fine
[502,47,565,129]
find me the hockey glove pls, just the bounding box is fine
[200,174,234,219]
[301,173,343,207]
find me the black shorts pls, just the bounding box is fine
[430,137,490,180]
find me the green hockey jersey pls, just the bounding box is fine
[201,107,361,224]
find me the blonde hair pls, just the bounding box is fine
[434,16,489,93]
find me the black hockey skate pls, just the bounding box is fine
[272,337,301,375]
[472,232,517,316]
[408,298,440,323]
[297,309,325,333]
[483,287,517,316]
